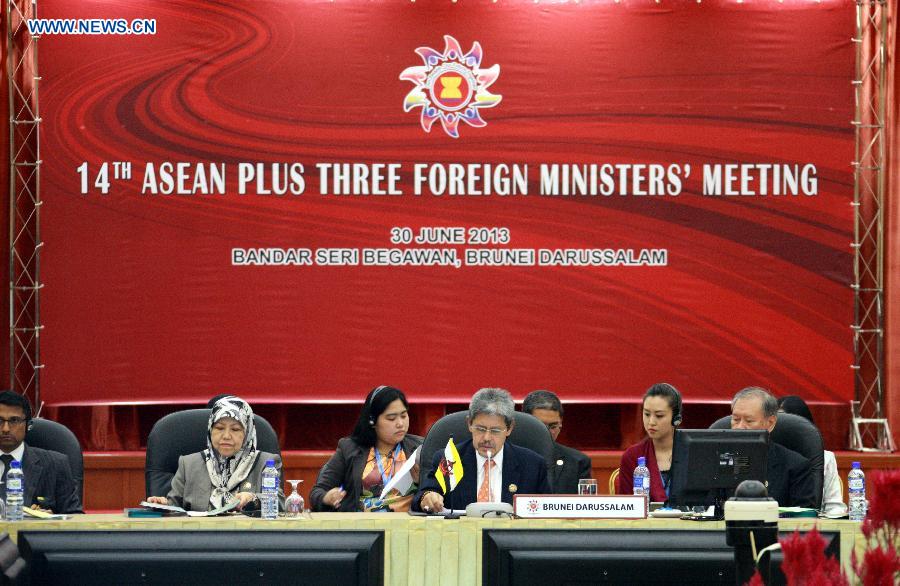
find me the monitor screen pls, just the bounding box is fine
[484,529,737,585]
[17,530,384,585]
[483,528,840,586]
[668,429,769,513]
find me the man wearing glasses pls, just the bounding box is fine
[415,388,551,513]
[0,391,81,514]
[523,390,592,494]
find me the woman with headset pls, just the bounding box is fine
[310,386,423,512]
[615,383,682,501]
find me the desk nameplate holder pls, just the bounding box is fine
[513,494,648,519]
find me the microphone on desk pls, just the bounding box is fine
[725,480,779,586]
[466,449,513,518]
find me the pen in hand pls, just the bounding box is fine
[328,485,346,509]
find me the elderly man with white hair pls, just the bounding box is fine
[730,386,816,508]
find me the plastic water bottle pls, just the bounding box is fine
[260,459,279,520]
[5,460,24,522]
[633,456,650,496]
[848,461,866,522]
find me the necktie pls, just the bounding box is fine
[0,454,13,502]
[478,459,492,502]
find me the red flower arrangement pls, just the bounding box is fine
[746,469,900,586]
[852,469,900,586]
[781,528,848,585]
[746,528,847,585]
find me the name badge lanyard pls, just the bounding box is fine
[374,443,404,487]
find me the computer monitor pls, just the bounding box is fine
[482,528,840,586]
[17,530,384,585]
[668,428,769,519]
[483,529,737,584]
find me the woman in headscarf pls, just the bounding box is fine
[147,396,283,512]
[311,385,422,512]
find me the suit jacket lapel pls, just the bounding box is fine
[348,443,367,506]
[22,445,43,505]
[199,456,214,508]
[501,444,520,502]
[767,444,783,491]
[551,444,564,487]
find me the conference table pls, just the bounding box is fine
[0,513,865,585]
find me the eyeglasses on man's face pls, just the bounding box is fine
[0,417,26,428]
[470,425,507,436]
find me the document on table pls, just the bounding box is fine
[139,499,239,517]
[186,500,240,517]
[139,501,187,515]
[22,507,68,520]
[380,446,420,499]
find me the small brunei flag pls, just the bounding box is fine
[435,437,464,494]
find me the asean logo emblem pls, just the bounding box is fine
[526,500,539,515]
[400,35,502,138]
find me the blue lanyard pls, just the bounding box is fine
[373,443,403,487]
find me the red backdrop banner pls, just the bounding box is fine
[37,0,854,405]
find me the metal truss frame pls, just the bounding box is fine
[851,0,893,451]
[6,0,42,409]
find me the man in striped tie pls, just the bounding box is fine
[415,388,551,513]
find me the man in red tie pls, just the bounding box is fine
[415,388,551,513]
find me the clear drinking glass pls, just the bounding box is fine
[578,479,598,495]
[285,479,305,517]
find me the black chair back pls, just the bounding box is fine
[145,409,280,498]
[709,412,824,509]
[25,418,84,504]
[418,411,555,487]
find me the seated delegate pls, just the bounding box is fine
[0,390,82,514]
[310,386,422,512]
[147,395,283,512]
[777,395,847,515]
[522,389,592,494]
[616,383,682,501]
[731,387,816,508]
[414,388,551,513]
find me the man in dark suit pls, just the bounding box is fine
[730,387,816,508]
[523,390,592,494]
[0,391,81,514]
[415,388,551,512]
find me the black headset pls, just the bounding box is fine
[645,383,682,427]
[18,396,33,432]
[24,396,34,432]
[367,385,389,426]
[670,386,683,427]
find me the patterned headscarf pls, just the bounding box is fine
[202,395,258,509]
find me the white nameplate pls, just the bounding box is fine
[513,494,648,519]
